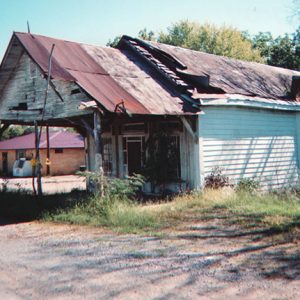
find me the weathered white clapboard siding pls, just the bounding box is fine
[199,107,300,189]
[0,53,91,123]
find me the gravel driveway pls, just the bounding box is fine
[0,175,86,194]
[0,218,299,299]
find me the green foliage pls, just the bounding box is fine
[204,167,230,189]
[79,171,144,199]
[157,20,264,62]
[45,175,158,233]
[106,35,122,47]
[1,125,34,141]
[251,28,300,71]
[106,19,300,70]
[236,178,260,194]
[138,28,155,41]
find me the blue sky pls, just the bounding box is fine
[0,0,299,60]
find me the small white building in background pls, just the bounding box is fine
[0,32,299,191]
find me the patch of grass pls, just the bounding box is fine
[43,194,162,233]
[44,188,299,234]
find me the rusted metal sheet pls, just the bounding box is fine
[82,44,188,114]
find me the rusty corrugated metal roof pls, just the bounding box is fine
[149,40,300,100]
[14,32,190,115]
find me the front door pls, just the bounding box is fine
[2,152,8,175]
[123,137,144,176]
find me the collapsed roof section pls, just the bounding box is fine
[118,35,300,101]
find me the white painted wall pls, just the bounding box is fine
[198,107,300,189]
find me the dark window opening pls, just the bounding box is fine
[55,148,64,154]
[143,134,181,184]
[11,103,28,111]
[70,88,81,95]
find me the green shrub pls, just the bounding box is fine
[204,167,230,189]
[236,177,260,194]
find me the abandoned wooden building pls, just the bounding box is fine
[0,130,85,176]
[0,32,300,191]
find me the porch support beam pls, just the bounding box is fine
[93,110,104,195]
[46,126,50,175]
[180,116,198,143]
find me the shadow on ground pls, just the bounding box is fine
[17,220,299,299]
[0,190,86,222]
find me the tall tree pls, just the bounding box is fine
[252,28,300,70]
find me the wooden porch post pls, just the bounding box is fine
[93,110,104,195]
[34,121,43,196]
[46,126,50,175]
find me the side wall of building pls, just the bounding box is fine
[198,107,300,189]
[0,51,91,123]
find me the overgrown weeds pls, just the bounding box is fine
[1,177,300,235]
[43,187,300,234]
[44,174,158,233]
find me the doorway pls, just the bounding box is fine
[123,137,145,176]
[2,152,8,175]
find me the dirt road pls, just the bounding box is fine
[0,218,299,299]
